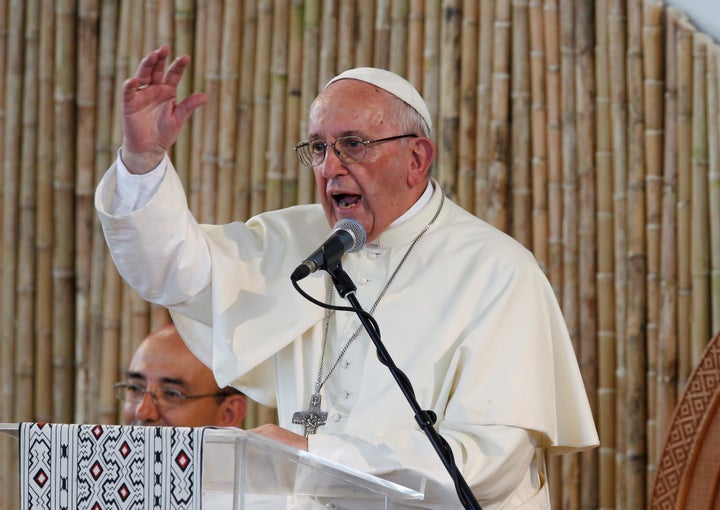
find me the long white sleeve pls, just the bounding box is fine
[111,150,167,214]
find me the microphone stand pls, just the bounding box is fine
[326,262,482,510]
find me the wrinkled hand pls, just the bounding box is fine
[121,46,208,174]
[249,423,309,451]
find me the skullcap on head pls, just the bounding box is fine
[324,67,432,134]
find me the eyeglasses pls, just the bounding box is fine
[293,133,417,167]
[113,382,229,409]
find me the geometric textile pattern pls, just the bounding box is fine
[19,423,205,510]
[649,330,720,509]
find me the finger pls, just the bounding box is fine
[174,93,209,124]
[163,54,192,88]
[132,46,169,88]
[150,47,170,85]
[122,77,146,101]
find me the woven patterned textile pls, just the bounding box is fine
[19,423,205,510]
[649,331,720,509]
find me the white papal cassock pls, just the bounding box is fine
[96,157,599,509]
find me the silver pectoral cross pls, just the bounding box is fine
[292,393,328,437]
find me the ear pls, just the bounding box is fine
[217,394,248,427]
[407,137,435,188]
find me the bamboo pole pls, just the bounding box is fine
[709,47,720,334]
[233,1,258,219]
[16,0,39,428]
[529,0,548,272]
[296,0,319,206]
[486,0,511,231]
[156,0,174,49]
[98,0,134,427]
[456,0,478,213]
[0,0,21,473]
[87,0,120,426]
[624,0,647,505]
[407,0,424,87]
[198,0,221,224]
[318,0,338,85]
[541,2,563,505]
[608,2,629,506]
[173,0,197,190]
[374,0,391,69]
[0,0,20,479]
[542,0,563,300]
[73,0,100,423]
[510,0,531,247]
[642,0,664,484]
[389,0,410,75]
[355,0,376,69]
[282,0,303,208]
[250,0,273,216]
[474,0,494,219]
[1,2,25,455]
[675,19,693,391]
[656,5,681,470]
[559,0,579,506]
[188,1,207,215]
[53,0,77,424]
[337,1,354,70]
[594,1,616,506]
[575,1,597,506]
[215,0,242,224]
[34,0,56,425]
[438,0,461,200]
[690,33,711,363]
[265,0,289,213]
[422,0,441,149]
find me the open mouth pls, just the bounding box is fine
[334,193,361,209]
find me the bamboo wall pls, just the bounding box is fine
[0,1,718,509]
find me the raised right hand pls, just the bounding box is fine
[120,46,208,174]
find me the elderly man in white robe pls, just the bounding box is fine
[96,46,599,509]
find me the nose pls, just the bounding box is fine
[318,145,348,179]
[133,391,161,423]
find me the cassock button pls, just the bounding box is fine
[359,277,369,285]
[341,359,350,368]
[367,251,378,260]
[342,391,351,399]
[333,413,342,422]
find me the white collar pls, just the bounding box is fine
[388,180,433,227]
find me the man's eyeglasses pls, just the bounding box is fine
[113,382,229,409]
[293,133,417,167]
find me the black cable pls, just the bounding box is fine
[292,265,482,510]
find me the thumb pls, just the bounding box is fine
[174,92,209,125]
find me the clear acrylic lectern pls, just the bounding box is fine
[1,423,424,509]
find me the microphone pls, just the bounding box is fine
[291,218,367,281]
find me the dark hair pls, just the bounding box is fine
[215,386,244,403]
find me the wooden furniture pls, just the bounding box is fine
[649,330,720,509]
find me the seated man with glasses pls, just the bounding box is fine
[114,323,247,427]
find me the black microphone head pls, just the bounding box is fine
[333,218,366,252]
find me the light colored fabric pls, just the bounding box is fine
[96,159,599,509]
[325,67,433,133]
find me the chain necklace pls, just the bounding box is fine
[292,191,445,436]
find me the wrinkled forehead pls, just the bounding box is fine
[323,67,432,133]
[309,81,397,134]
